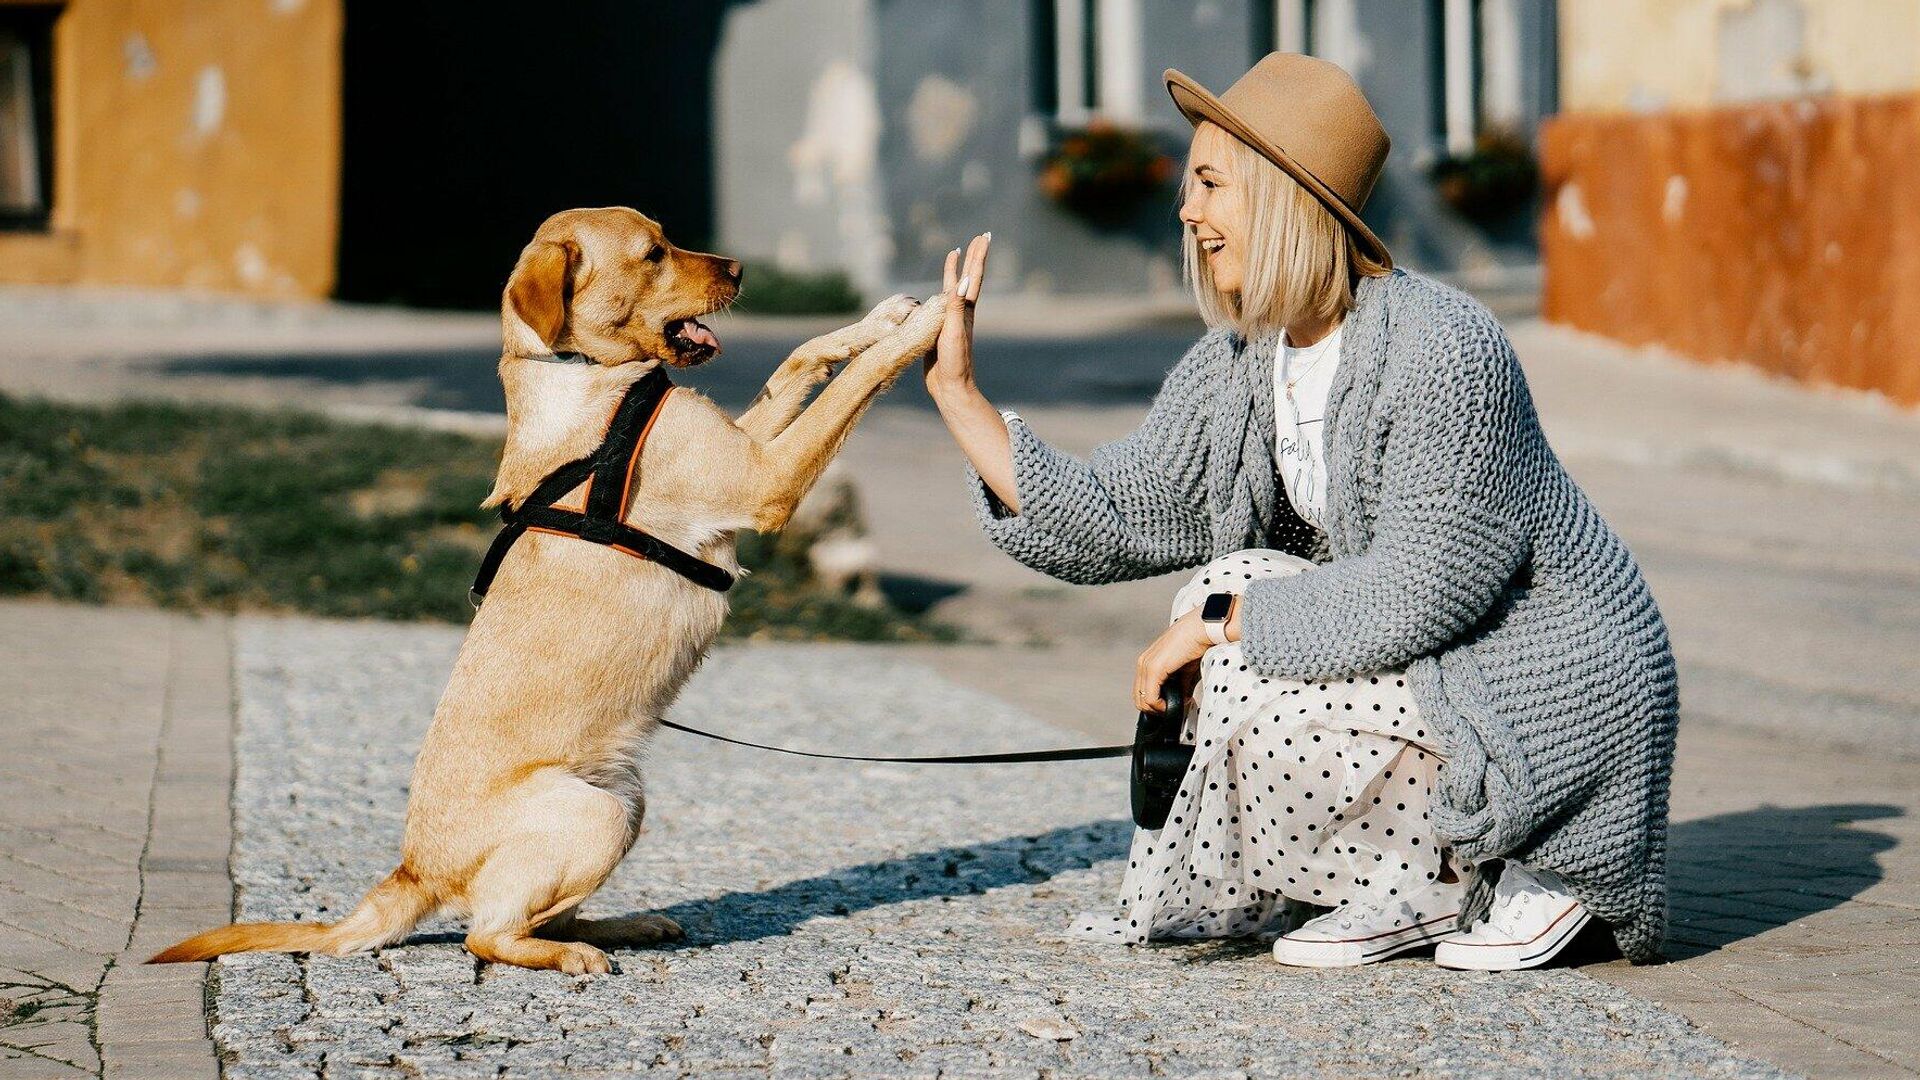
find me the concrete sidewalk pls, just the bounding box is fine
[1,601,1915,1077]
[0,603,232,1079]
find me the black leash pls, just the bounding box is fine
[471,366,735,607]
[653,718,1129,763]
[469,361,1171,807]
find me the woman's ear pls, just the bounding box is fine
[504,240,577,352]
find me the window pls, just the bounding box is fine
[0,5,56,231]
[1262,0,1318,59]
[1034,0,1140,124]
[1433,0,1483,155]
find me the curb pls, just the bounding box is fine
[96,616,233,1080]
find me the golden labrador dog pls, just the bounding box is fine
[152,207,948,973]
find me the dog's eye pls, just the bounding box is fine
[644,246,666,263]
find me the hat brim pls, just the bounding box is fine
[1165,68,1393,271]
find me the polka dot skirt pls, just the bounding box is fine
[1071,549,1446,945]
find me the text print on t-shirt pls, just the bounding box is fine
[1276,418,1323,524]
[1273,321,1344,532]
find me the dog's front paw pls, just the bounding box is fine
[864,293,919,328]
[896,290,951,349]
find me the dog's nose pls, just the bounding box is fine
[723,260,743,284]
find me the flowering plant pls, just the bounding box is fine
[1428,128,1540,226]
[1038,119,1178,226]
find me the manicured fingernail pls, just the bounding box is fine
[956,275,971,294]
[951,247,961,258]
[983,231,992,241]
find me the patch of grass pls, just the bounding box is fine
[732,262,863,315]
[0,394,952,641]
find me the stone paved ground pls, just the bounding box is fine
[6,287,1919,1075]
[211,617,1784,1079]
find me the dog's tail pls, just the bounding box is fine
[148,865,437,964]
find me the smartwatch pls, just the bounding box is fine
[1200,592,1234,646]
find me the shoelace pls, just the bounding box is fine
[1330,893,1418,932]
[1483,872,1552,935]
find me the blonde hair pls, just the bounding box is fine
[1180,126,1390,341]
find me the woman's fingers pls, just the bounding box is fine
[1134,650,1164,712]
[963,233,991,303]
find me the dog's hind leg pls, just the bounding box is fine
[461,772,634,974]
[735,294,920,442]
[539,910,683,948]
[467,925,610,975]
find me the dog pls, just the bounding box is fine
[151,206,947,974]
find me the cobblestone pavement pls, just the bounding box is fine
[213,618,1784,1079]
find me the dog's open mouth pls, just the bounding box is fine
[665,316,722,364]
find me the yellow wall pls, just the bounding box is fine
[1560,0,1920,113]
[0,0,341,297]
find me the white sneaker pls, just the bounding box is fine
[1270,879,1464,968]
[1434,861,1592,971]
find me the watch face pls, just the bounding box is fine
[1201,592,1234,622]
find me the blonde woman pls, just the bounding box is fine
[925,54,1676,970]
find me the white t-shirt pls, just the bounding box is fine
[1273,323,1344,531]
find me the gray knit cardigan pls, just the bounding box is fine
[967,269,1677,962]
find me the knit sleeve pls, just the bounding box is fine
[1238,312,1533,679]
[963,332,1224,585]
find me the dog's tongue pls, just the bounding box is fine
[683,318,721,352]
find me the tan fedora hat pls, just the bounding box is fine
[1165,53,1393,269]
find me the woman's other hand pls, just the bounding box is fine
[926,233,990,397]
[1134,598,1241,711]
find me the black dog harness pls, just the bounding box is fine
[469,365,735,607]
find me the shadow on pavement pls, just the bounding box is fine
[645,819,1133,948]
[1661,802,1900,959]
[401,804,1900,959]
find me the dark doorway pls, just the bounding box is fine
[335,2,732,308]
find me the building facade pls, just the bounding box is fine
[1,1,1560,304]
[0,0,341,298]
[716,0,1560,299]
[1542,0,1920,406]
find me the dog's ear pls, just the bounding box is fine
[504,240,577,352]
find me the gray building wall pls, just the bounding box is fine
[714,0,886,291]
[715,0,1557,300]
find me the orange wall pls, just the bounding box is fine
[1540,94,1920,407]
[0,0,341,297]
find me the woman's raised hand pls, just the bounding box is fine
[925,233,990,397]
[923,232,1018,511]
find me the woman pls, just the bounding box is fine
[924,54,1676,970]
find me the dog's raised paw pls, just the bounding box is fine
[898,291,951,344]
[866,293,919,327]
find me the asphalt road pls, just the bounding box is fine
[155,329,1208,414]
